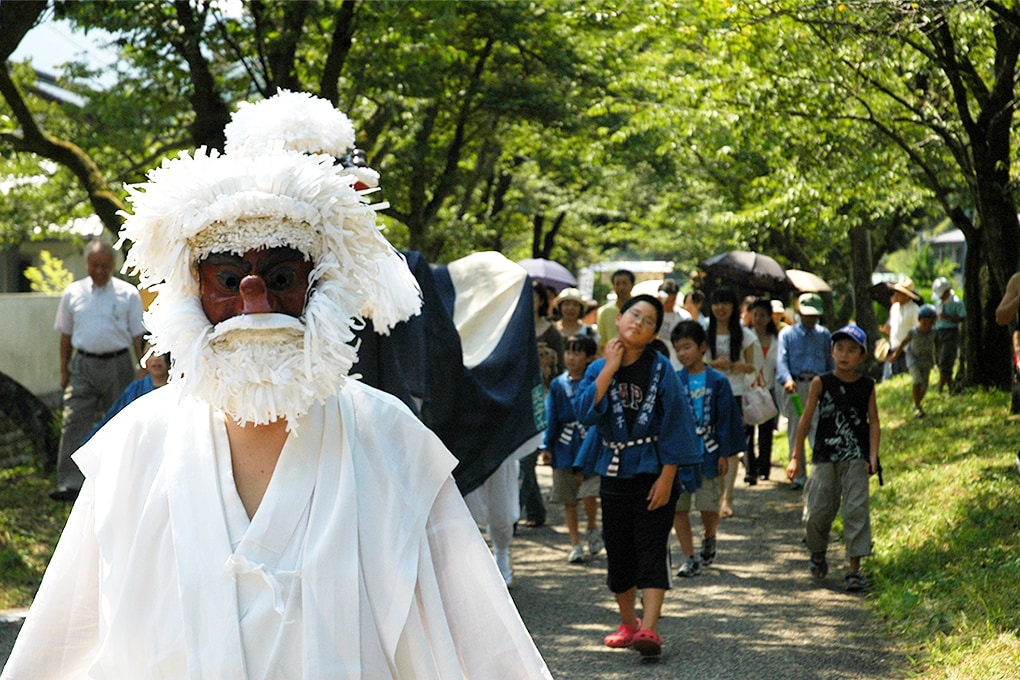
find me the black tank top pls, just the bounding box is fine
[813,373,874,464]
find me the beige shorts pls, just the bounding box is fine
[674,475,723,513]
[551,469,600,503]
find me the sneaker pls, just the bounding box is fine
[913,406,925,419]
[809,551,828,580]
[791,477,805,491]
[1015,450,1020,475]
[587,530,604,557]
[568,544,584,564]
[700,536,717,566]
[676,555,700,577]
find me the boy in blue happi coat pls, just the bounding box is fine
[573,294,702,659]
[670,320,746,577]
[540,333,602,563]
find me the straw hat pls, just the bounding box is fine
[891,277,922,303]
[553,287,585,312]
[873,338,890,362]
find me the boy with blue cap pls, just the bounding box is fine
[787,324,880,593]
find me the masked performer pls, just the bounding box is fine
[3,113,551,679]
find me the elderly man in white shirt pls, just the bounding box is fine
[51,239,145,501]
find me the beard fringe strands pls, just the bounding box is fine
[359,250,422,334]
[144,284,360,432]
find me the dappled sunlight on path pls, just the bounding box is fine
[510,464,909,679]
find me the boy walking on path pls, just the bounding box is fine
[787,325,880,593]
[541,334,603,563]
[573,294,701,658]
[670,321,746,578]
[889,304,937,418]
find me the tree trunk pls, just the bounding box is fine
[848,224,879,358]
[966,217,1015,390]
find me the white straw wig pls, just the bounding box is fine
[224,89,356,159]
[119,147,419,328]
[116,148,421,426]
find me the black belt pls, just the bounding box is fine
[76,348,129,360]
[794,372,817,381]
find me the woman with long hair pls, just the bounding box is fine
[706,287,758,518]
[745,298,780,482]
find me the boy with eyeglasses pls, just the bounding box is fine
[573,294,701,658]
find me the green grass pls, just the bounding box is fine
[3,376,1019,677]
[774,374,1020,678]
[0,465,71,609]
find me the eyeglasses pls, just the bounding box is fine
[625,307,657,330]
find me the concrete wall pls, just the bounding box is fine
[0,293,62,401]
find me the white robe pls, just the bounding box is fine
[2,381,551,679]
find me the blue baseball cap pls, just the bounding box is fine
[918,304,937,319]
[831,324,867,352]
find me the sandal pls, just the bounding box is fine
[845,571,867,592]
[523,519,545,528]
[809,552,828,580]
[604,618,641,648]
[631,628,662,657]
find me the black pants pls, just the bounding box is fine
[745,415,777,478]
[601,474,680,593]
[519,449,546,524]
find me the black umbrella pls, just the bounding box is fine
[698,251,795,294]
[869,281,895,309]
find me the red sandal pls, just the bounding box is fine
[631,628,662,657]
[603,617,641,648]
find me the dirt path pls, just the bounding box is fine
[509,463,910,679]
[2,464,910,678]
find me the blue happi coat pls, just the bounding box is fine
[572,352,702,491]
[543,372,588,471]
[676,366,746,479]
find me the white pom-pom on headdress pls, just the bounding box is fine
[224,89,356,159]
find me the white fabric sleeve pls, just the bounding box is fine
[53,287,74,336]
[416,478,552,679]
[1,482,100,679]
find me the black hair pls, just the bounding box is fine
[647,338,670,357]
[671,319,707,346]
[611,269,635,284]
[658,279,679,295]
[707,287,743,362]
[619,293,664,333]
[747,297,780,336]
[565,333,597,358]
[532,280,550,317]
[684,289,705,305]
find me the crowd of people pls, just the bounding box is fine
[521,270,899,658]
[523,266,984,657]
[10,87,981,675]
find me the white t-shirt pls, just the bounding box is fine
[889,301,919,350]
[706,326,760,396]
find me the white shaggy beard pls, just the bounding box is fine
[147,284,361,432]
